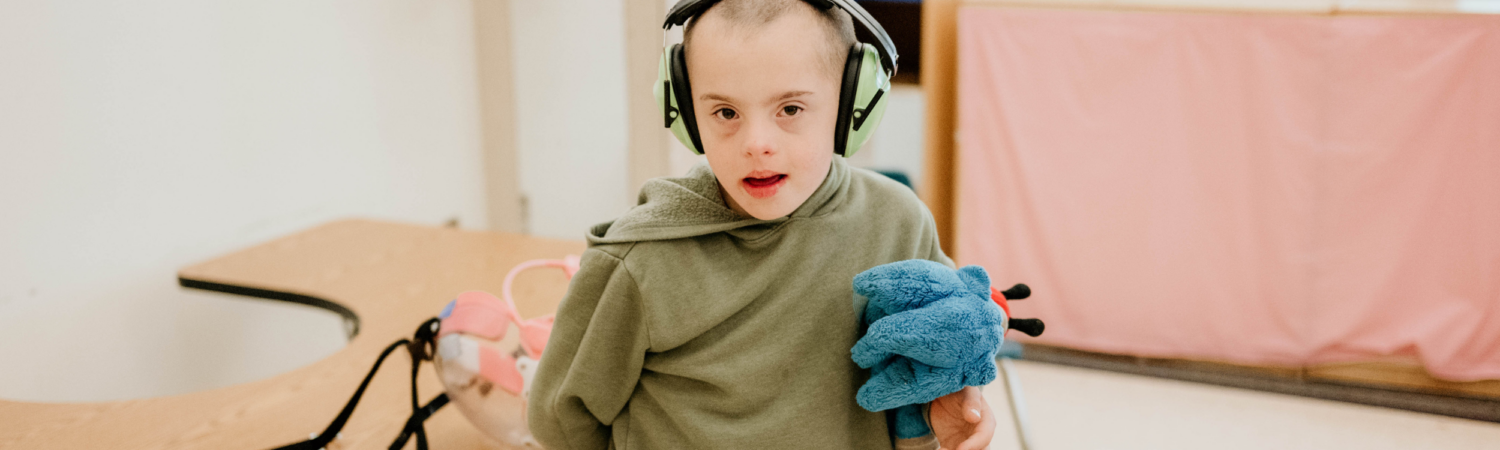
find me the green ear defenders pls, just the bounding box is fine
[655,0,898,158]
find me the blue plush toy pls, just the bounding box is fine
[851,259,1042,440]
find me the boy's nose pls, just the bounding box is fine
[744,142,776,157]
[742,119,777,157]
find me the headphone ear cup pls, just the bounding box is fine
[656,44,704,155]
[665,44,705,155]
[836,43,890,158]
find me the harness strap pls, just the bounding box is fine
[269,318,447,450]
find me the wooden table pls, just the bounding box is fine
[0,219,586,449]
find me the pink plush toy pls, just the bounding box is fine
[433,256,579,448]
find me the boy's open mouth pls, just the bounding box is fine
[741,172,787,199]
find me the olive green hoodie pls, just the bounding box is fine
[529,157,951,449]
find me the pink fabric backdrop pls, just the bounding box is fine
[955,7,1500,381]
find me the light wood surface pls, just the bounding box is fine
[0,219,585,449]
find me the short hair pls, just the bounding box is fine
[683,0,859,79]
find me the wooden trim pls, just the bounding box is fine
[1021,344,1500,423]
[626,0,671,197]
[920,0,961,259]
[178,277,360,338]
[474,0,526,233]
[1309,360,1500,400]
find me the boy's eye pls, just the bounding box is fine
[714,108,737,120]
[781,105,803,116]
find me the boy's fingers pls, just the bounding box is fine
[962,386,983,423]
[956,394,995,450]
[937,388,967,420]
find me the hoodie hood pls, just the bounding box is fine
[588,157,851,245]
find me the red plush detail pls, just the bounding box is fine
[989,286,1012,317]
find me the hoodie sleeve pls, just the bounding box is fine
[922,207,955,269]
[529,247,651,450]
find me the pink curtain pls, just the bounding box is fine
[955,7,1500,381]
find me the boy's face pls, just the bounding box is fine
[687,10,841,220]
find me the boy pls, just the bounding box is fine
[529,1,996,448]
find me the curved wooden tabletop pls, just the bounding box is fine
[0,219,586,450]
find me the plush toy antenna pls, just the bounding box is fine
[993,283,1045,337]
[1008,319,1045,337]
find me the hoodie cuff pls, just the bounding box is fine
[893,403,939,450]
[895,434,940,450]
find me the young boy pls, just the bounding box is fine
[529,1,996,448]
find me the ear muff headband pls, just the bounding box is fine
[664,0,898,75]
[658,0,895,158]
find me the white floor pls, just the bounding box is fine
[982,360,1500,450]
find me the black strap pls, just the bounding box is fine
[663,80,680,128]
[852,86,886,131]
[270,339,410,450]
[269,318,446,450]
[388,393,450,450]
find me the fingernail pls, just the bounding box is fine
[970,408,981,419]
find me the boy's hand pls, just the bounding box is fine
[930,386,995,450]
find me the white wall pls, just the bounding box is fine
[510,0,634,239]
[0,0,925,402]
[0,0,486,402]
[848,84,927,189]
[1459,0,1500,12]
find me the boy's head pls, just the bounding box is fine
[682,0,857,220]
